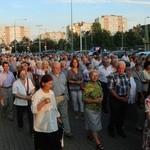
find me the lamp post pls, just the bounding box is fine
[43,29,48,51]
[14,19,27,53]
[84,31,87,50]
[36,25,42,53]
[71,0,74,53]
[78,22,83,52]
[80,31,82,52]
[144,16,150,51]
[121,25,124,50]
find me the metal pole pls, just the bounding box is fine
[80,31,82,52]
[145,20,146,51]
[44,29,47,51]
[71,0,74,53]
[79,22,83,52]
[121,26,123,50]
[147,24,150,50]
[14,19,27,53]
[36,25,42,53]
[85,32,87,50]
[44,41,47,51]
[14,20,16,53]
[39,34,41,53]
[144,16,150,51]
[145,17,147,51]
[91,32,93,48]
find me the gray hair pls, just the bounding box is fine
[117,61,126,68]
[42,60,48,65]
[89,69,98,77]
[52,61,60,68]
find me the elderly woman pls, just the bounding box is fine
[41,60,51,75]
[33,61,43,90]
[31,74,61,150]
[21,62,35,85]
[83,70,104,150]
[12,68,35,136]
[143,88,150,150]
[141,61,150,99]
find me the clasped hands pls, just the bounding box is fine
[118,95,129,102]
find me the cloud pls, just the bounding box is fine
[44,0,150,5]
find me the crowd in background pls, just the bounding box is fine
[0,51,150,150]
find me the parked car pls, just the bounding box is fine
[135,51,150,58]
[111,50,135,59]
[42,50,56,56]
[88,50,110,57]
[110,50,126,58]
[71,50,90,56]
[56,50,66,55]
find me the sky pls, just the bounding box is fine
[0,0,150,38]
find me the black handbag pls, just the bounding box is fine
[58,123,64,140]
[26,78,31,106]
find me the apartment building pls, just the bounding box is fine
[0,28,5,45]
[67,22,92,35]
[95,15,127,35]
[0,26,30,45]
[41,31,66,42]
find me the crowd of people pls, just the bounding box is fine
[0,51,150,150]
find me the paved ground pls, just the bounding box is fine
[0,101,144,150]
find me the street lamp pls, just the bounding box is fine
[71,0,74,53]
[36,25,42,53]
[84,31,87,50]
[78,22,83,52]
[144,16,150,51]
[43,29,48,51]
[121,25,124,50]
[14,19,27,53]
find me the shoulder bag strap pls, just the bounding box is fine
[26,78,29,95]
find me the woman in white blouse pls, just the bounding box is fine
[12,68,35,135]
[126,68,141,130]
[31,74,61,150]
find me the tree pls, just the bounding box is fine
[100,29,112,48]
[57,39,67,51]
[45,39,57,50]
[14,36,30,52]
[126,25,143,49]
[90,22,113,49]
[113,31,122,49]
[91,22,102,47]
[67,29,80,52]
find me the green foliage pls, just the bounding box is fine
[125,25,143,48]
[10,24,147,53]
[57,39,67,50]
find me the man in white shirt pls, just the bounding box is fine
[91,55,102,69]
[98,56,113,113]
[122,52,130,62]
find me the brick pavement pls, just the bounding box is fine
[0,102,144,150]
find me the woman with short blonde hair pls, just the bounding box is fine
[83,69,104,150]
